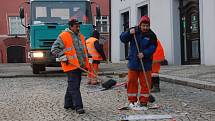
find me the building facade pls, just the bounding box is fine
[91,0,110,60]
[0,0,110,63]
[111,0,215,65]
[0,0,30,63]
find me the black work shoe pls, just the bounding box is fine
[148,94,156,103]
[139,103,147,107]
[64,106,75,110]
[76,108,85,114]
[151,87,160,93]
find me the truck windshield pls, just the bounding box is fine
[31,1,93,25]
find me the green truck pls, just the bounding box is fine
[20,0,100,74]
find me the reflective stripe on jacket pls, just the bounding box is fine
[153,40,165,63]
[59,31,90,72]
[86,37,103,61]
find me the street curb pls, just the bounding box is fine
[1,71,215,92]
[109,72,215,92]
[0,74,66,78]
[159,74,215,92]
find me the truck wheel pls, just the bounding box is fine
[40,65,46,71]
[32,64,40,74]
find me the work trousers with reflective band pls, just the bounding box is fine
[152,62,161,77]
[88,63,99,80]
[127,69,151,104]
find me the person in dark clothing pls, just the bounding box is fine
[86,30,106,85]
[120,16,157,109]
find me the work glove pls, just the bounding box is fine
[137,52,144,59]
[58,55,68,62]
[88,57,93,64]
[130,28,135,34]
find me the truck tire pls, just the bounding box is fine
[32,64,40,74]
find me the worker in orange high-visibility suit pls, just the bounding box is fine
[51,18,90,114]
[120,16,158,108]
[151,39,165,93]
[86,30,106,85]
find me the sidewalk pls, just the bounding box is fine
[99,63,215,91]
[0,63,215,91]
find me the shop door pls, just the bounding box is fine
[180,0,200,64]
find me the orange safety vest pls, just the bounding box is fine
[59,31,90,72]
[153,39,165,63]
[86,37,103,61]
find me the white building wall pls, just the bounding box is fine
[200,0,215,65]
[111,0,148,62]
[111,0,177,64]
[172,0,181,64]
[111,0,215,65]
[150,0,180,64]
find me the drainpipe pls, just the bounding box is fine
[108,0,111,62]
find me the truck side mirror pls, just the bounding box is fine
[19,7,25,19]
[96,5,101,19]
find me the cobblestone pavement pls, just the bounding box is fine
[0,76,215,121]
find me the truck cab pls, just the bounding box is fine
[20,0,99,74]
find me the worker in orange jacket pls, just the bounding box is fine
[151,39,165,92]
[86,30,106,85]
[51,18,89,114]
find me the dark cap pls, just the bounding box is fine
[68,18,82,26]
[91,30,100,39]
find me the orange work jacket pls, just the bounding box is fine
[86,37,103,61]
[59,31,90,72]
[153,39,165,63]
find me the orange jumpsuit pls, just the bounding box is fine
[151,39,165,89]
[86,37,104,84]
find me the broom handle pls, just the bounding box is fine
[68,61,103,82]
[133,34,151,92]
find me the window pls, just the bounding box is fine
[32,1,93,24]
[95,16,109,32]
[8,16,25,35]
[137,4,148,21]
[139,5,148,16]
[191,13,199,33]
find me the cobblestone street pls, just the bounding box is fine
[0,75,215,121]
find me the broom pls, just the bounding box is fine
[133,34,155,103]
[67,61,117,90]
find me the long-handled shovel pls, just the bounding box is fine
[133,34,155,103]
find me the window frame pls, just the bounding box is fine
[94,16,109,33]
[7,16,26,36]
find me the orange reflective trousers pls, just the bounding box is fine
[152,62,161,76]
[88,63,99,82]
[127,69,151,104]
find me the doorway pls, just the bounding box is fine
[7,46,26,63]
[180,0,200,64]
[121,11,130,59]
